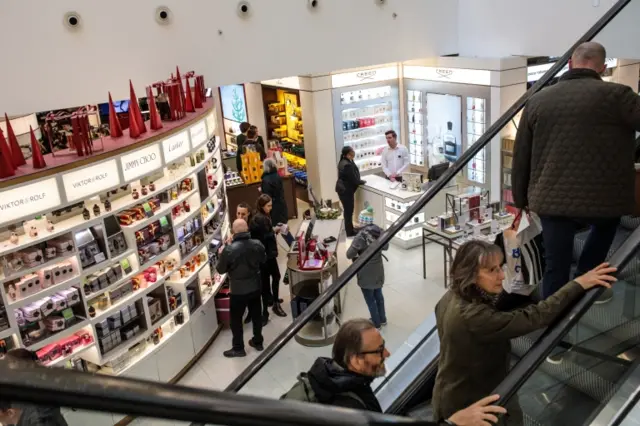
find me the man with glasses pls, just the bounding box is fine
[282,319,506,425]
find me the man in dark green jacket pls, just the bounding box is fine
[513,41,640,299]
[282,319,506,425]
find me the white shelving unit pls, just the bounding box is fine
[0,109,230,409]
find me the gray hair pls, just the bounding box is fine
[449,240,502,302]
[332,318,376,368]
[263,158,277,173]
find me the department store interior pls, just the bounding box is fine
[0,1,640,425]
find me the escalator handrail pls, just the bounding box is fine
[225,0,634,393]
[0,358,432,426]
[492,221,640,407]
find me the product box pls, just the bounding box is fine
[16,275,41,299]
[112,263,123,280]
[22,304,42,322]
[37,344,62,363]
[108,314,122,330]
[87,275,101,293]
[38,268,55,289]
[105,267,117,284]
[58,287,80,306]
[44,316,66,332]
[32,297,55,317]
[96,270,110,289]
[20,248,44,268]
[50,294,68,311]
[95,319,110,337]
[48,237,75,254]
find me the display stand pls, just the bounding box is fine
[0,105,231,426]
[286,219,343,347]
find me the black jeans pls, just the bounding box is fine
[230,291,263,350]
[261,258,281,314]
[339,192,356,236]
[540,215,620,299]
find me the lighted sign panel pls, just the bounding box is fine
[162,130,190,163]
[403,66,491,86]
[0,178,61,226]
[331,67,399,88]
[62,159,121,202]
[120,143,163,181]
[190,121,207,148]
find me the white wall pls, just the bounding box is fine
[458,0,640,58]
[0,0,458,115]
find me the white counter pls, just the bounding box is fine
[355,174,458,249]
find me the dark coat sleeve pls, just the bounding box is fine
[462,281,584,341]
[619,86,640,131]
[512,108,533,209]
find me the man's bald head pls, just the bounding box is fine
[571,42,606,73]
[232,219,248,234]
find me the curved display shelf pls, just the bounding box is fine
[0,105,230,425]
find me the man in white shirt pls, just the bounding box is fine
[381,130,410,181]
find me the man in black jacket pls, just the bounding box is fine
[282,319,506,425]
[235,122,250,173]
[513,42,640,299]
[217,219,266,357]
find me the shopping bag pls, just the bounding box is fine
[501,210,544,296]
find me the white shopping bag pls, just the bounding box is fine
[502,211,543,296]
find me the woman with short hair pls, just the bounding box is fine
[336,146,365,237]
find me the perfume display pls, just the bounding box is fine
[341,102,393,172]
[466,97,487,184]
[339,86,392,105]
[407,90,425,167]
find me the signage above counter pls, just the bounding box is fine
[260,76,301,90]
[162,130,190,163]
[0,178,61,226]
[331,66,399,88]
[189,120,207,148]
[527,58,618,82]
[403,66,492,86]
[62,159,121,202]
[120,143,163,181]
[205,112,216,138]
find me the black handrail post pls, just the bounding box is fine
[225,0,633,393]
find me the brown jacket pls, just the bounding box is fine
[432,281,585,421]
[512,68,640,218]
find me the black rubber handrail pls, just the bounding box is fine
[0,357,433,426]
[225,0,634,394]
[492,221,640,408]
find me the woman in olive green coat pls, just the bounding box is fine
[432,240,616,424]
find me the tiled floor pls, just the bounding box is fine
[177,201,448,402]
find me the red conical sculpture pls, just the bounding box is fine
[108,93,123,138]
[4,113,26,167]
[30,126,46,169]
[128,106,141,138]
[129,80,147,133]
[0,129,15,178]
[71,115,83,156]
[146,87,163,130]
[175,66,186,111]
[184,77,195,113]
[193,78,203,109]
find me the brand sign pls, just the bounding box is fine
[527,58,618,82]
[205,112,216,138]
[62,159,121,202]
[261,76,301,90]
[162,130,190,163]
[403,66,492,86]
[189,121,207,148]
[0,178,61,226]
[331,66,399,88]
[120,143,162,181]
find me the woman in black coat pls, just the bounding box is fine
[250,194,287,318]
[261,158,294,246]
[336,146,365,237]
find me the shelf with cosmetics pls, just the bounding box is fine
[0,108,231,400]
[331,68,402,176]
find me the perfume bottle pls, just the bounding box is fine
[104,198,112,212]
[93,204,101,216]
[443,121,458,162]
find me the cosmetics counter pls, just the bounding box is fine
[355,174,457,249]
[0,107,231,426]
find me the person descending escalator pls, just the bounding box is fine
[282,318,507,426]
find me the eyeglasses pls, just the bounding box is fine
[358,341,386,358]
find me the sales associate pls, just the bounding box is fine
[381,130,410,182]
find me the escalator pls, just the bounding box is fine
[220,1,640,425]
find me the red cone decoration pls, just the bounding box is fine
[0,129,15,178]
[193,78,203,109]
[175,66,186,111]
[80,114,93,155]
[184,77,195,113]
[128,106,141,138]
[146,86,163,131]
[71,114,84,157]
[129,80,147,134]
[108,93,123,138]
[4,113,26,167]
[29,126,46,169]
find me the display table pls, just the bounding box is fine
[422,215,514,287]
[287,219,343,347]
[355,174,457,249]
[226,175,298,220]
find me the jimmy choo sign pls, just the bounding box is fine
[120,144,163,181]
